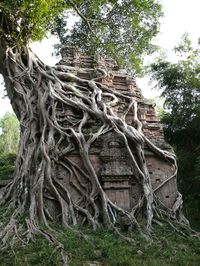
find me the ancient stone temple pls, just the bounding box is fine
[0,46,179,219]
[53,46,178,212]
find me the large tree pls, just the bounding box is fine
[0,112,19,154]
[0,113,19,182]
[151,34,200,228]
[0,0,188,263]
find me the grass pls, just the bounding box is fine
[0,224,200,266]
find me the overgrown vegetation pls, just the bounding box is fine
[151,34,200,231]
[0,113,19,181]
[0,0,162,73]
[0,112,19,155]
[0,153,16,181]
[0,225,200,266]
[53,0,162,73]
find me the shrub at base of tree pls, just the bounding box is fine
[0,153,17,181]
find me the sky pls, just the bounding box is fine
[0,0,200,118]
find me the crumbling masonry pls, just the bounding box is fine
[53,46,178,213]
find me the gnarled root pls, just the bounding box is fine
[0,46,190,262]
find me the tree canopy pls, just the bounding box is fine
[151,34,200,228]
[151,35,200,149]
[0,0,64,43]
[53,0,162,72]
[0,0,162,73]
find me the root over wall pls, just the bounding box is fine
[0,46,189,264]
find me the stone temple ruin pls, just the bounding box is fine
[52,46,178,213]
[0,46,179,216]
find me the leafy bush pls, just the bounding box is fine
[0,153,16,180]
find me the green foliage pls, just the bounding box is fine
[0,236,62,266]
[0,0,163,73]
[0,153,16,180]
[54,0,162,73]
[0,112,20,154]
[0,225,200,265]
[0,0,65,44]
[150,34,200,228]
[0,113,18,181]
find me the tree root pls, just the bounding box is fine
[0,46,191,264]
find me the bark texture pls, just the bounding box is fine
[0,46,189,263]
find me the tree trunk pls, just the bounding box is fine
[0,45,189,259]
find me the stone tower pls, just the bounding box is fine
[53,46,178,212]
